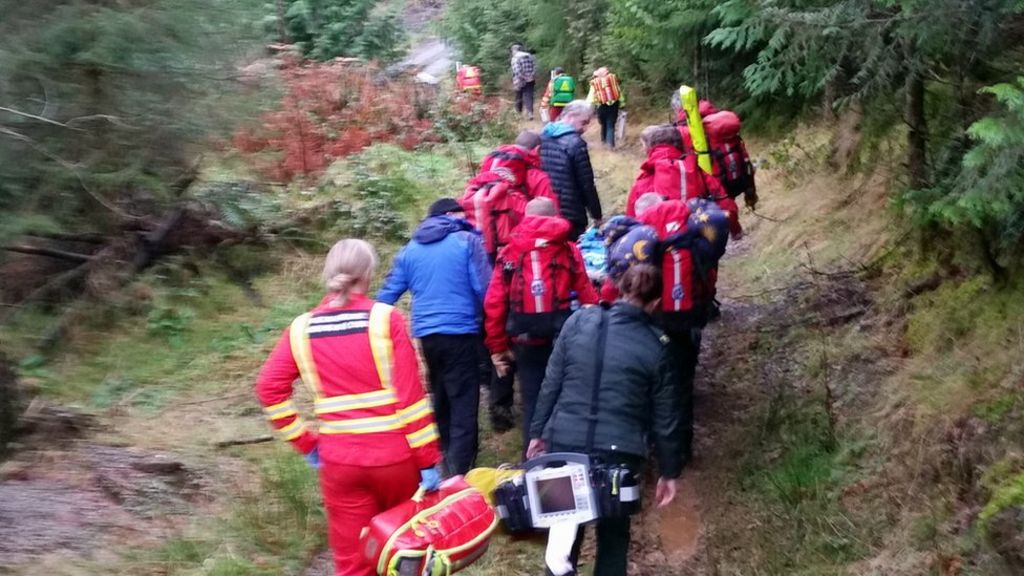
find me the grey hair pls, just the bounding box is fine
[670,89,683,112]
[560,99,594,122]
[525,197,557,216]
[635,192,664,216]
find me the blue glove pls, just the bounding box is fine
[419,467,441,491]
[304,448,320,470]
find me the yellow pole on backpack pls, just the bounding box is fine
[680,85,713,175]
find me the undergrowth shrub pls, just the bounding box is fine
[234,62,508,183]
[898,77,1024,274]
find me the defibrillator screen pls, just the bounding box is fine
[536,476,576,513]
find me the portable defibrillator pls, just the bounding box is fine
[492,452,641,532]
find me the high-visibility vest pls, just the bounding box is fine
[457,65,483,93]
[590,73,621,105]
[287,303,437,449]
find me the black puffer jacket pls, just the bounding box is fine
[540,124,603,229]
[529,303,683,477]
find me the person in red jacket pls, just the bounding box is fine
[484,197,598,452]
[481,131,561,432]
[256,239,442,576]
[634,193,707,467]
[517,131,560,212]
[626,125,742,239]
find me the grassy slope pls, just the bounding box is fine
[693,126,1024,575]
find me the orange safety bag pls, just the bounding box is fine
[360,476,498,575]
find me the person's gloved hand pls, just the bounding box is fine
[420,467,442,492]
[304,447,320,470]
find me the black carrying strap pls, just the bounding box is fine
[585,308,611,452]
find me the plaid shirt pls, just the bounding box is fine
[510,51,536,89]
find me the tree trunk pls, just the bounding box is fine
[275,0,289,43]
[692,38,701,93]
[823,78,838,122]
[904,54,928,189]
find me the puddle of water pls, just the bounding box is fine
[656,472,702,561]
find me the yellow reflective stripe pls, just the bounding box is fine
[406,423,440,448]
[368,303,394,390]
[397,398,432,425]
[314,389,398,415]
[289,313,322,398]
[319,414,404,434]
[263,400,298,421]
[277,418,307,441]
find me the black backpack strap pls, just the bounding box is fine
[585,308,611,452]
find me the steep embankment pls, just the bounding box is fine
[628,126,1024,575]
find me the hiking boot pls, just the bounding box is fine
[490,406,515,433]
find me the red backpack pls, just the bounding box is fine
[639,202,717,331]
[649,154,717,203]
[456,65,483,93]
[703,110,756,199]
[478,146,530,188]
[460,174,529,257]
[501,241,582,339]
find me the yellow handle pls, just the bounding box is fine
[412,486,427,502]
[680,85,713,175]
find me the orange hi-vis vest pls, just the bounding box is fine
[289,303,436,443]
[256,295,441,468]
[590,73,621,105]
[457,66,483,93]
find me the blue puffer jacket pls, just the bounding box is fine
[540,122,603,228]
[377,216,493,338]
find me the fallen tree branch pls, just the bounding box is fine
[0,263,90,324]
[215,435,274,448]
[175,392,251,407]
[0,106,85,131]
[1,244,93,262]
[25,232,107,244]
[749,208,789,223]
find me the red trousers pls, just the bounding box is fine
[549,105,564,122]
[320,458,420,575]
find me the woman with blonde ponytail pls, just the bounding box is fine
[256,239,443,576]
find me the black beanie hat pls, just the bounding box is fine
[428,198,464,217]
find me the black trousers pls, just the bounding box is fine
[420,333,480,475]
[665,328,701,466]
[567,220,588,243]
[513,342,553,453]
[515,81,535,117]
[544,451,641,576]
[597,102,620,148]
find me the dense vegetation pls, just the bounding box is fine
[268,0,406,62]
[444,0,1024,272]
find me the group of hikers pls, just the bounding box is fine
[256,66,757,575]
[456,44,627,148]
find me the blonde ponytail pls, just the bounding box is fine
[322,239,377,306]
